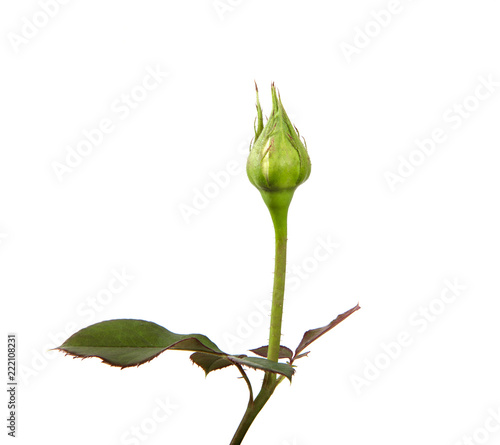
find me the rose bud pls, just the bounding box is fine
[247,83,311,219]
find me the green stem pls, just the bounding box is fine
[230,199,290,444]
[229,374,276,445]
[267,204,288,364]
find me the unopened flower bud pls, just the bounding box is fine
[247,84,311,216]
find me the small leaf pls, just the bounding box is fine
[294,304,360,359]
[56,319,226,368]
[293,352,309,360]
[190,352,234,375]
[250,345,293,360]
[228,356,295,381]
[190,352,295,381]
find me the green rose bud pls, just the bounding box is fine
[247,84,311,218]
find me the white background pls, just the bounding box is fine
[1,1,500,444]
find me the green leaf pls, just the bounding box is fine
[228,356,294,381]
[56,319,226,368]
[190,352,234,375]
[56,319,295,381]
[294,304,361,359]
[191,352,295,381]
[249,345,293,360]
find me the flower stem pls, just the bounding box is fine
[267,203,288,364]
[229,375,276,445]
[229,200,289,444]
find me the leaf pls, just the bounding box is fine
[191,352,295,381]
[56,319,226,368]
[190,352,234,375]
[56,319,295,381]
[249,345,294,360]
[293,352,309,360]
[228,356,294,381]
[294,304,361,359]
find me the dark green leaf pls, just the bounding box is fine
[228,356,294,381]
[56,319,295,381]
[294,304,360,359]
[190,352,295,381]
[249,345,293,360]
[190,352,234,375]
[56,319,225,368]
